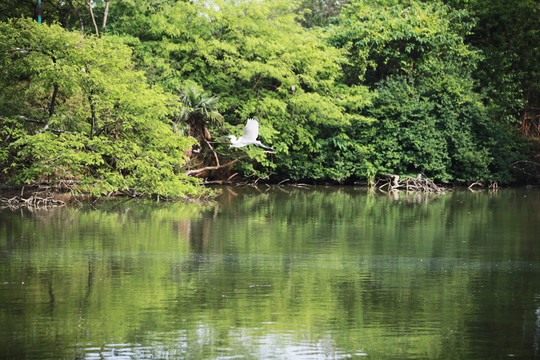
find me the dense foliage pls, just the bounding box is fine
[0,19,206,198]
[444,0,539,123]
[330,1,529,183]
[0,0,538,195]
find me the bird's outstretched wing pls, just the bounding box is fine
[239,118,259,143]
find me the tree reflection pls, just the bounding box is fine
[0,188,539,359]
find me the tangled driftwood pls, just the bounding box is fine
[0,195,66,208]
[376,174,447,193]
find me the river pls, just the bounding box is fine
[1,186,539,359]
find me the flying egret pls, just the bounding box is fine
[224,118,275,151]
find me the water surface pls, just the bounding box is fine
[1,186,539,359]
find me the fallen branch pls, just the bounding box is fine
[185,155,249,177]
[201,180,237,185]
[377,173,446,193]
[278,178,290,185]
[468,181,500,191]
[0,195,66,208]
[468,181,483,189]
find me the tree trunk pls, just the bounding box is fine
[86,0,99,36]
[68,0,85,32]
[48,83,59,117]
[102,0,110,31]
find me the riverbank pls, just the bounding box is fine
[3,177,539,211]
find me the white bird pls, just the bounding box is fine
[224,118,275,151]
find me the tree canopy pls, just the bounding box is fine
[0,0,538,197]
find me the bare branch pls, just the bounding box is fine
[510,160,540,179]
[468,181,483,189]
[377,173,446,193]
[1,195,66,209]
[19,116,45,124]
[203,138,220,167]
[185,155,249,177]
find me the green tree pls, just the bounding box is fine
[107,0,371,181]
[0,0,112,35]
[0,18,208,198]
[3,1,532,186]
[295,0,345,28]
[176,83,223,142]
[330,0,528,183]
[175,82,225,171]
[443,0,540,124]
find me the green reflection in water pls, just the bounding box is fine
[1,187,539,359]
